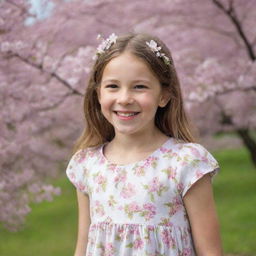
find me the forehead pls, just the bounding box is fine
[101,52,159,83]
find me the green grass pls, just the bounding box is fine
[0,177,78,256]
[0,147,256,256]
[214,148,256,255]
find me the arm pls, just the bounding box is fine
[74,189,91,256]
[183,174,223,256]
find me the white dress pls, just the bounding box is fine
[66,137,220,256]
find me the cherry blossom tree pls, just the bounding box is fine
[0,0,255,231]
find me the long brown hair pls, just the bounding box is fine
[72,32,198,154]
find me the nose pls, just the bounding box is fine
[116,89,134,104]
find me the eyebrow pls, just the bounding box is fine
[101,79,151,84]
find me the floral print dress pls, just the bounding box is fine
[66,137,220,256]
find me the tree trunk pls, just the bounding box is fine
[236,129,256,167]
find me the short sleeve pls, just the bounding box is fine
[66,149,88,194]
[178,143,220,197]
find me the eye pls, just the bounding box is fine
[134,85,148,89]
[105,84,118,88]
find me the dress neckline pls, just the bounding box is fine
[100,137,174,167]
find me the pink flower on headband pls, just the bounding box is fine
[93,33,118,60]
[146,40,170,65]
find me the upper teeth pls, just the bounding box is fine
[117,112,137,117]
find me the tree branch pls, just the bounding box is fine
[10,53,83,96]
[211,0,255,61]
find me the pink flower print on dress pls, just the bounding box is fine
[108,195,117,208]
[95,174,106,184]
[76,181,86,192]
[93,172,107,192]
[120,183,137,198]
[97,242,115,256]
[143,226,152,241]
[115,226,126,241]
[126,237,144,250]
[173,195,182,205]
[163,149,178,159]
[68,170,86,192]
[134,238,144,249]
[129,202,141,212]
[164,195,183,216]
[161,229,176,249]
[160,146,169,153]
[190,146,209,163]
[162,167,177,181]
[107,163,117,172]
[132,165,145,177]
[177,182,184,194]
[180,154,192,167]
[124,202,141,219]
[144,156,158,168]
[87,149,96,158]
[143,177,168,202]
[94,200,105,217]
[128,224,140,235]
[181,248,193,256]
[188,145,201,158]
[159,217,173,227]
[149,177,160,192]
[75,150,87,163]
[114,170,127,188]
[104,242,116,256]
[141,203,156,220]
[147,225,155,231]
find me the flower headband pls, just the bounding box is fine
[93,33,118,60]
[93,33,170,66]
[146,40,170,66]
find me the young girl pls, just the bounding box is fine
[66,32,222,256]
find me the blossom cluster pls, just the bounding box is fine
[146,40,170,65]
[93,33,118,60]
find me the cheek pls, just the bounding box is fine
[98,94,114,112]
[138,94,161,110]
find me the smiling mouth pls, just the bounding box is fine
[114,111,140,117]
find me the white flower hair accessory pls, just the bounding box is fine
[93,33,118,60]
[146,40,170,66]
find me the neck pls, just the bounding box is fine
[111,128,169,152]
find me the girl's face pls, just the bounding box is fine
[97,51,169,137]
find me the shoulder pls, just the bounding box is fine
[68,144,102,166]
[171,139,217,164]
[66,146,103,195]
[66,145,103,184]
[172,141,220,197]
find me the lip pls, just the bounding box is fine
[114,111,140,120]
[114,110,140,113]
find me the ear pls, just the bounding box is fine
[158,91,171,108]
